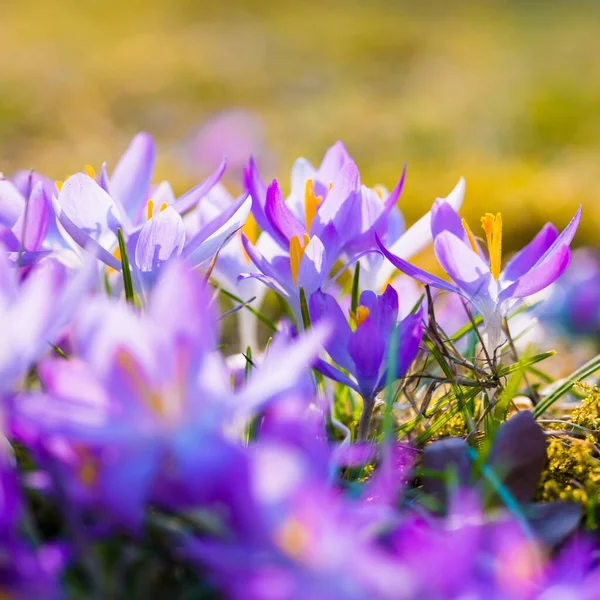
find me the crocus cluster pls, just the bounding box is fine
[0,133,596,599]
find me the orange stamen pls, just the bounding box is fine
[289,233,310,286]
[304,179,321,233]
[481,213,503,280]
[461,218,478,253]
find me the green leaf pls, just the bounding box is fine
[351,262,360,314]
[117,227,135,305]
[244,346,253,381]
[382,326,399,441]
[299,287,311,330]
[533,352,600,417]
[497,351,555,377]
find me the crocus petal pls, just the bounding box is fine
[53,174,122,269]
[135,207,185,278]
[237,272,289,299]
[433,231,496,302]
[287,157,318,220]
[237,322,331,415]
[531,206,582,269]
[309,290,354,372]
[382,166,407,215]
[359,285,399,334]
[173,158,227,215]
[317,140,352,183]
[149,259,216,351]
[151,181,177,207]
[500,244,571,301]
[376,235,461,295]
[375,178,465,288]
[348,317,385,399]
[240,234,293,293]
[99,441,162,528]
[501,223,559,284]
[297,235,326,294]
[314,160,360,234]
[110,132,155,223]
[243,156,270,232]
[100,162,134,236]
[313,358,360,394]
[264,180,305,247]
[394,309,424,379]
[11,182,49,252]
[46,251,99,341]
[0,245,18,300]
[431,197,471,245]
[0,180,25,228]
[184,195,251,266]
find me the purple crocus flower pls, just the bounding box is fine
[184,183,270,351]
[52,145,250,293]
[0,438,65,600]
[310,285,423,440]
[183,412,416,600]
[0,244,97,394]
[240,179,332,323]
[245,141,406,260]
[378,198,582,353]
[9,259,329,527]
[0,176,52,266]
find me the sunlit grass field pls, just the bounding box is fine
[1,0,599,250]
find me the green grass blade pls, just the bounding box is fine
[351,262,360,314]
[533,353,600,417]
[299,287,311,330]
[117,228,135,305]
[497,351,555,377]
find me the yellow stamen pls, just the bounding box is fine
[159,202,168,212]
[80,458,97,487]
[55,180,63,192]
[146,199,155,221]
[241,213,259,263]
[289,233,310,286]
[74,445,98,487]
[481,212,503,280]
[106,246,122,275]
[356,305,370,326]
[461,218,478,253]
[374,185,386,201]
[276,518,310,559]
[304,179,321,233]
[350,305,371,327]
[242,212,258,245]
[84,164,96,179]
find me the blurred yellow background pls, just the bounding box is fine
[1,0,599,249]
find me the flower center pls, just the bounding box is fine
[350,305,370,328]
[461,212,503,280]
[275,518,310,559]
[146,199,167,221]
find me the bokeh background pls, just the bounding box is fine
[1,0,599,250]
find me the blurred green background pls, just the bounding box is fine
[1,0,599,250]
